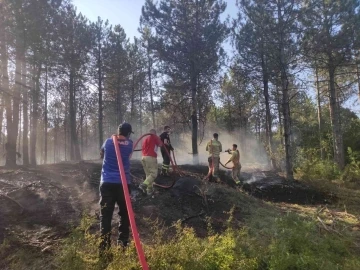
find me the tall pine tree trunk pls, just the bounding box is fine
[356,61,360,102]
[5,43,21,166]
[276,84,284,146]
[315,66,324,159]
[98,48,103,148]
[69,69,81,160]
[262,57,276,169]
[139,82,143,135]
[130,72,135,123]
[0,94,4,147]
[147,47,155,127]
[2,28,15,167]
[22,59,29,165]
[278,1,293,180]
[44,65,48,164]
[0,2,12,167]
[30,66,40,166]
[328,67,344,169]
[190,68,198,161]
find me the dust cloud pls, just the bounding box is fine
[130,128,270,171]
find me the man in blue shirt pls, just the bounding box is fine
[99,122,134,253]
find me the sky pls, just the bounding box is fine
[72,0,238,42]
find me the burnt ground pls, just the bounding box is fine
[0,160,338,268]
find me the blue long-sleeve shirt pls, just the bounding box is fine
[100,136,133,184]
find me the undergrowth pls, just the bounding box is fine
[54,211,360,270]
[296,148,360,185]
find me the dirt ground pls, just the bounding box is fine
[0,160,339,268]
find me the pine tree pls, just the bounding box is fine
[141,0,228,160]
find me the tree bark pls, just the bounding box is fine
[357,61,360,103]
[278,0,293,180]
[190,68,198,159]
[328,67,344,169]
[130,71,135,123]
[315,66,324,159]
[98,41,103,148]
[139,81,143,135]
[30,65,40,166]
[147,46,156,127]
[69,69,81,160]
[8,35,22,167]
[1,25,14,167]
[276,84,283,146]
[44,65,48,164]
[262,54,276,169]
[116,79,123,125]
[22,59,29,165]
[0,94,4,147]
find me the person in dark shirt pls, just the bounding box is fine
[99,122,133,253]
[159,125,173,176]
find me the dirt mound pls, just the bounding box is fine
[0,164,95,248]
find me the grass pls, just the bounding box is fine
[2,171,360,269]
[51,203,360,270]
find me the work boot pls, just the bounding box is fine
[146,188,154,197]
[139,183,148,195]
[213,175,221,183]
[160,170,170,177]
[117,240,128,248]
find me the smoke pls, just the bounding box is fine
[136,128,271,170]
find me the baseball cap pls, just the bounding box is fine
[118,122,134,135]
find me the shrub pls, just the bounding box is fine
[295,149,341,180]
[341,148,360,183]
[54,212,360,270]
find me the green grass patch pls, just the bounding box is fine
[54,210,360,270]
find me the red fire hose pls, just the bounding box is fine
[112,135,149,270]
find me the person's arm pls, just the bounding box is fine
[155,135,163,147]
[100,140,106,159]
[225,151,235,165]
[219,142,222,152]
[206,141,209,152]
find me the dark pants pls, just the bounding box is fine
[161,146,171,173]
[99,182,130,251]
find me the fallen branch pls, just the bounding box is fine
[317,216,343,236]
[181,211,206,223]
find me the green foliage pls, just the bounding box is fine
[295,148,341,180]
[54,210,360,270]
[266,214,359,270]
[341,148,360,183]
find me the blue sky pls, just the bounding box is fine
[72,0,238,42]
